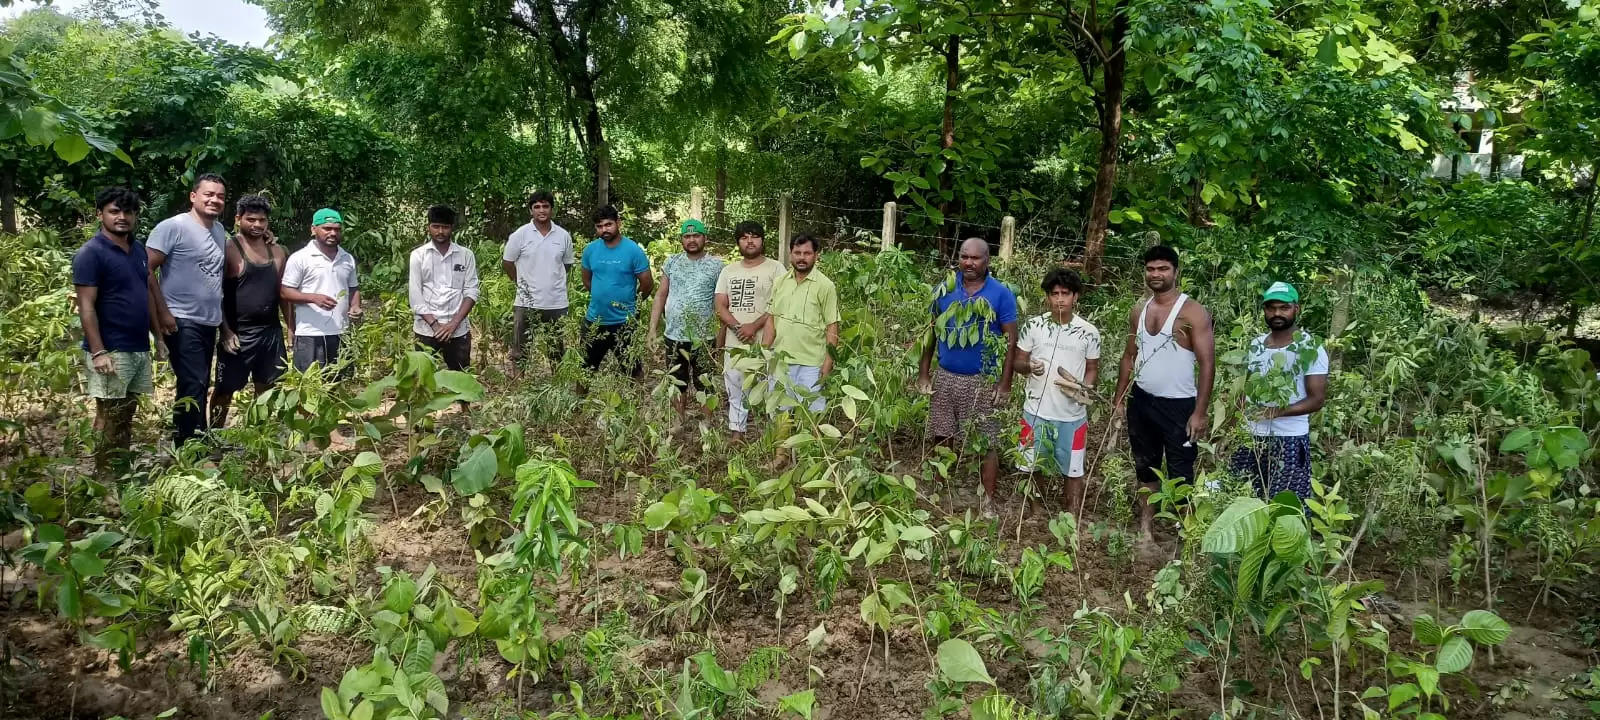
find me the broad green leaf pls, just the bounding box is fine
[1434,635,1472,673]
[69,552,106,578]
[451,443,498,495]
[320,687,346,720]
[643,501,678,531]
[353,451,383,469]
[383,575,418,614]
[1270,514,1309,560]
[693,651,739,695]
[79,531,122,555]
[53,133,90,163]
[936,639,995,685]
[349,700,374,720]
[899,525,936,543]
[1202,497,1269,553]
[1412,614,1443,645]
[1388,683,1420,711]
[1458,610,1511,646]
[1543,426,1588,470]
[1414,663,1440,697]
[1499,427,1535,453]
[778,688,816,719]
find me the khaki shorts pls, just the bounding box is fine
[84,350,154,400]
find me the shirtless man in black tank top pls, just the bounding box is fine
[210,195,289,428]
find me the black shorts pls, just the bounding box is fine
[666,338,711,392]
[215,324,285,393]
[416,332,471,371]
[1127,385,1198,486]
[583,322,640,377]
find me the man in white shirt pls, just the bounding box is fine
[1013,268,1100,517]
[280,208,361,378]
[1229,282,1329,500]
[409,205,479,371]
[502,190,573,372]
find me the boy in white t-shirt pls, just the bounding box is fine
[1229,282,1329,500]
[1014,268,1101,516]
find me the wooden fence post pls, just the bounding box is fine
[881,201,897,251]
[1328,252,1356,373]
[689,186,704,221]
[999,216,1015,262]
[778,192,791,267]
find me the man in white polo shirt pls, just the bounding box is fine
[503,190,574,372]
[280,208,361,378]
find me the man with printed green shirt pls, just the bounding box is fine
[648,218,724,421]
[762,234,839,413]
[1229,282,1329,501]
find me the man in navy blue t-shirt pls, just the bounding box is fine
[916,237,1019,516]
[72,187,154,477]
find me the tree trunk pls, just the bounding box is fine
[938,34,960,260]
[715,146,728,231]
[1578,162,1599,254]
[1082,19,1128,283]
[1,164,15,234]
[1188,176,1213,228]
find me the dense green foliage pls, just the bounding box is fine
[3,0,1600,717]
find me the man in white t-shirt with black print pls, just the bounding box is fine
[1229,282,1328,501]
[503,190,574,372]
[1014,267,1100,517]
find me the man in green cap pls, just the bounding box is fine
[280,208,361,376]
[648,218,724,424]
[1229,281,1328,500]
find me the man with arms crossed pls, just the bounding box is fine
[764,234,839,414]
[281,208,361,376]
[503,190,572,371]
[648,218,724,423]
[209,194,288,429]
[580,205,653,378]
[1014,268,1100,517]
[147,173,228,447]
[916,237,1018,517]
[714,221,783,441]
[410,205,480,371]
[1231,282,1328,500]
[1113,245,1215,547]
[74,187,153,477]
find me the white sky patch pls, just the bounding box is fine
[0,0,273,47]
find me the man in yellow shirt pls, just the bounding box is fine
[762,234,839,412]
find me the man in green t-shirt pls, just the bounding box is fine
[763,233,839,413]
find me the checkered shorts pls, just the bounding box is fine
[928,367,1000,441]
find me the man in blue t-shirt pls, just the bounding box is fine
[580,204,654,378]
[916,237,1019,516]
[72,187,154,478]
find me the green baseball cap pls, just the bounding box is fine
[680,218,706,235]
[312,208,344,226]
[1261,281,1299,304]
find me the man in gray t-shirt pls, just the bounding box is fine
[147,173,229,446]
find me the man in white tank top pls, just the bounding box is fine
[1112,245,1215,547]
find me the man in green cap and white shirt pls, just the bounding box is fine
[281,208,361,376]
[1228,282,1328,500]
[649,218,724,422]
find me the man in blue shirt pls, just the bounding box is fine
[580,204,654,378]
[72,187,154,478]
[916,237,1019,516]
